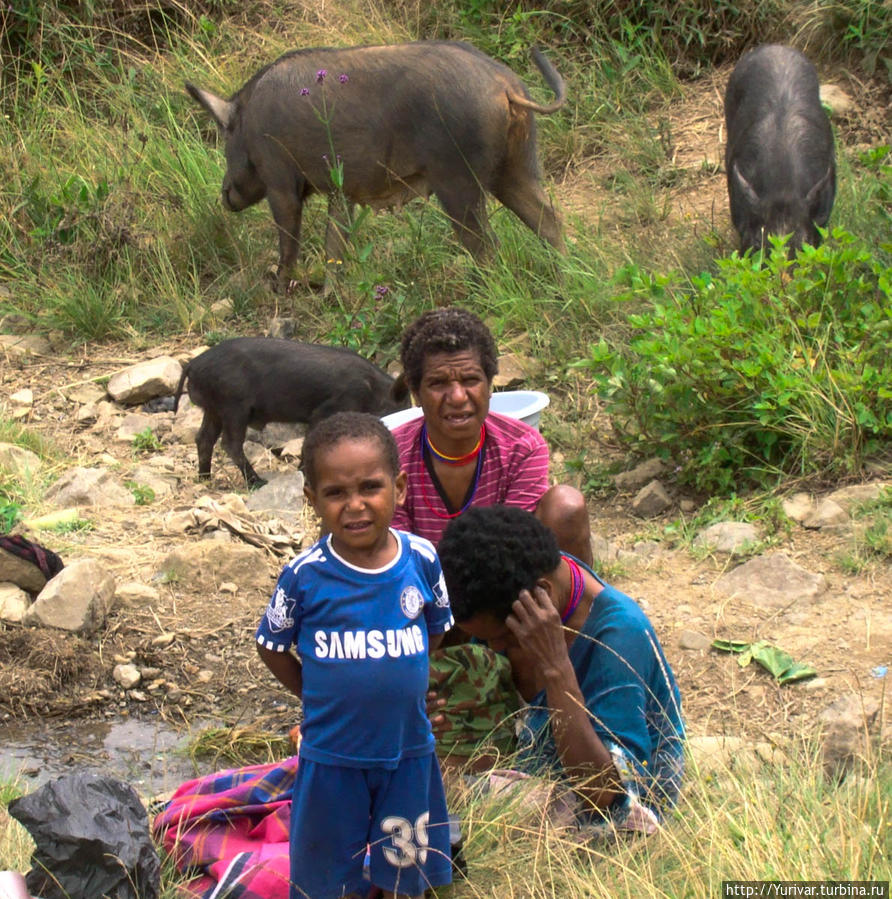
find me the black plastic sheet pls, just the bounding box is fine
[8,773,160,899]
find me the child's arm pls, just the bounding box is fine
[257,644,303,699]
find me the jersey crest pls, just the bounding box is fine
[399,584,424,619]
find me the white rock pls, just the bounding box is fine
[113,663,142,689]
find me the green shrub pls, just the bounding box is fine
[575,228,892,492]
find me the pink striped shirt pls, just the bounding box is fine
[391,412,550,545]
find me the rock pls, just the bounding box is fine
[171,402,203,445]
[128,458,180,497]
[819,693,881,778]
[115,582,160,606]
[614,457,667,492]
[819,83,854,117]
[0,583,31,622]
[493,352,537,389]
[22,558,116,635]
[782,492,814,523]
[10,388,33,405]
[0,334,52,356]
[802,498,848,530]
[157,539,268,591]
[247,421,305,451]
[44,467,136,508]
[590,535,618,565]
[113,663,142,689]
[687,735,784,776]
[678,629,712,651]
[0,442,42,480]
[246,472,305,521]
[106,355,183,404]
[279,437,304,461]
[151,632,177,647]
[693,522,760,556]
[115,412,160,442]
[715,552,827,610]
[826,483,890,512]
[0,546,47,593]
[631,479,672,518]
[679,498,698,513]
[220,582,238,594]
[66,383,107,405]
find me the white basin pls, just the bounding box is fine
[381,390,550,431]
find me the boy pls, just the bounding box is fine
[255,412,454,899]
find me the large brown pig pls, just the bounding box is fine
[186,42,566,292]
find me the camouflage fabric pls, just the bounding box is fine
[429,644,522,761]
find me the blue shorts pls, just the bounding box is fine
[289,753,453,899]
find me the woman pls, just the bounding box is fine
[436,504,685,831]
[391,307,592,565]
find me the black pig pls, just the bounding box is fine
[173,338,409,486]
[186,42,565,293]
[724,44,836,256]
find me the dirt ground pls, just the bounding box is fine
[1,64,890,759]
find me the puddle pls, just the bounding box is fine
[0,716,210,797]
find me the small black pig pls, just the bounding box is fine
[725,44,836,256]
[173,337,409,486]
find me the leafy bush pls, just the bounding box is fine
[576,228,892,492]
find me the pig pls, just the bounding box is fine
[724,44,836,256]
[186,41,565,292]
[173,337,409,485]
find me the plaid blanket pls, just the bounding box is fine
[152,758,297,898]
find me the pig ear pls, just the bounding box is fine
[732,161,760,208]
[806,163,836,217]
[185,83,233,131]
[390,371,410,405]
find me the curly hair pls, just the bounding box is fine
[301,411,400,489]
[400,307,498,394]
[438,505,561,622]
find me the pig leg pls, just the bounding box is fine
[494,177,564,252]
[435,180,495,259]
[220,418,265,487]
[195,411,223,480]
[266,183,305,294]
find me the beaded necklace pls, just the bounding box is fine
[422,423,486,466]
[560,555,585,624]
[419,425,485,519]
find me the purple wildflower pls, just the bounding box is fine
[316,69,327,83]
[374,284,390,299]
[338,73,349,84]
[300,87,310,96]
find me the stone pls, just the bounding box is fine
[10,388,33,405]
[115,412,160,442]
[802,498,848,530]
[0,442,42,481]
[44,467,136,508]
[279,437,304,461]
[678,629,712,651]
[687,735,784,776]
[693,521,760,556]
[23,558,116,635]
[0,334,52,356]
[0,583,30,622]
[615,458,667,492]
[106,355,183,404]
[826,483,890,512]
[116,582,160,606]
[157,539,267,592]
[66,383,107,405]
[631,479,672,518]
[0,547,47,593]
[819,693,881,778]
[819,84,854,117]
[246,472,305,521]
[113,663,142,689]
[715,552,827,610]
[247,421,305,451]
[493,352,537,389]
[782,492,814,523]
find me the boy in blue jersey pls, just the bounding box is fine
[256,412,454,899]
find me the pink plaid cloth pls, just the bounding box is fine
[153,758,297,898]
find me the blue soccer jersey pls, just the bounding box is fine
[255,529,453,769]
